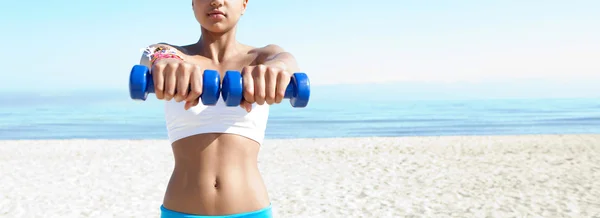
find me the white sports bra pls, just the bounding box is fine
[164,98,270,145]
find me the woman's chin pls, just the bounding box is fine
[201,24,233,33]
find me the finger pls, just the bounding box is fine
[152,63,165,100]
[242,66,255,104]
[164,62,178,101]
[175,63,191,102]
[185,66,203,104]
[275,71,290,104]
[240,100,252,112]
[253,65,266,105]
[265,67,278,105]
[184,99,199,110]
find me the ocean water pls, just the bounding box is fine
[1,84,600,140]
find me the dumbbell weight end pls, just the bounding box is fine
[287,72,310,108]
[129,65,155,101]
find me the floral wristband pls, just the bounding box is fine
[141,45,184,66]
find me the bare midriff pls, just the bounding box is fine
[162,133,270,216]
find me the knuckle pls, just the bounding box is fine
[254,65,266,75]
[191,88,202,96]
[154,84,164,91]
[166,88,175,95]
[244,87,254,95]
[182,63,193,70]
[154,63,166,70]
[177,66,189,75]
[242,67,254,77]
[267,68,278,76]
[166,62,178,69]
[194,69,203,77]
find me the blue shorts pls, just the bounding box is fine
[160,205,273,218]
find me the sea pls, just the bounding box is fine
[1,83,600,140]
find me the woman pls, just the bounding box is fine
[139,0,301,217]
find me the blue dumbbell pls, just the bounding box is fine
[220,71,310,108]
[128,65,221,105]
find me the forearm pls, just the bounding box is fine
[263,52,301,73]
[255,44,301,73]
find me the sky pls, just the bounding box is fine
[1,0,599,98]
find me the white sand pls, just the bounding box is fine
[1,134,599,218]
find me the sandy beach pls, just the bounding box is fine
[1,134,599,218]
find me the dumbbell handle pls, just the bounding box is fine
[140,74,193,95]
[129,65,221,105]
[131,66,187,95]
[222,71,310,108]
[235,75,301,100]
[140,74,296,97]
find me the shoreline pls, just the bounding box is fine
[2,132,600,141]
[2,134,599,217]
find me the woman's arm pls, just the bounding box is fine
[237,44,304,111]
[254,44,301,73]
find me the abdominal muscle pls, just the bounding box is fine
[161,133,271,216]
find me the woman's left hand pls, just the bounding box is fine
[240,63,292,112]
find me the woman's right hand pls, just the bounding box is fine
[151,58,204,110]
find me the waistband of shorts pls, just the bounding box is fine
[160,204,272,218]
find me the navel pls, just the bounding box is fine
[213,176,220,189]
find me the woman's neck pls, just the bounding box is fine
[197,28,241,63]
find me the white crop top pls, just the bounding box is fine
[164,98,270,145]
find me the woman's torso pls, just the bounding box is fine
[160,43,271,215]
